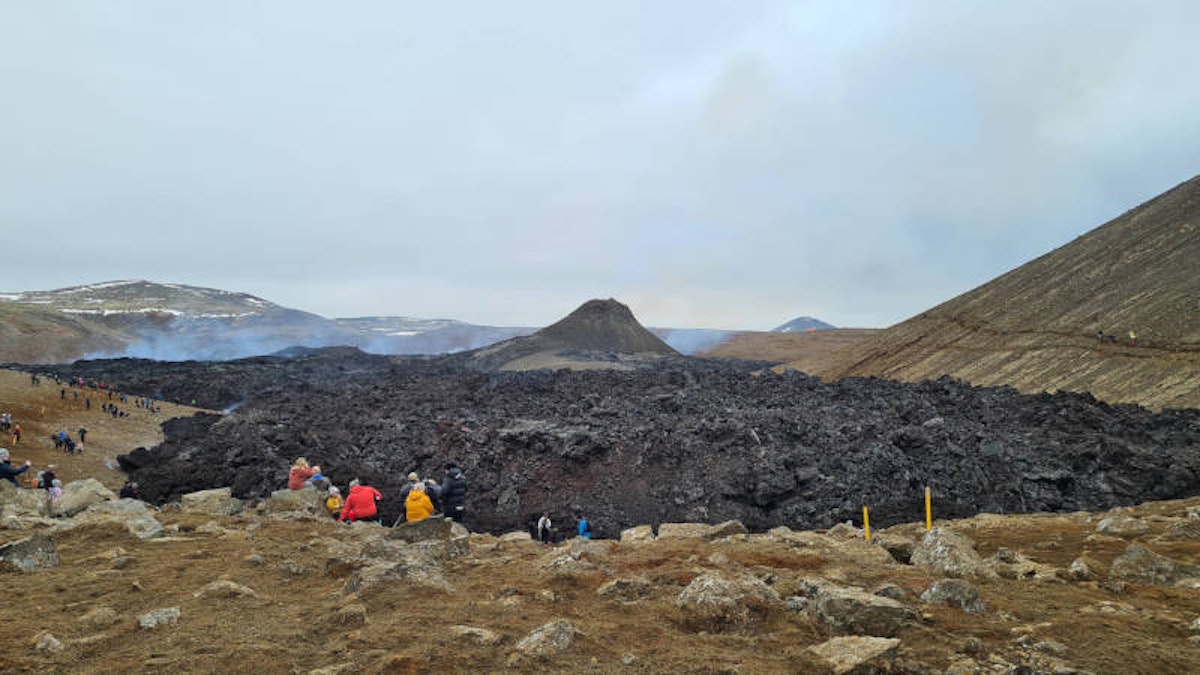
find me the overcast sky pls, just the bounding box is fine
[3,2,1198,330]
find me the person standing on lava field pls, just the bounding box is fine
[441,463,468,522]
[537,513,553,543]
[339,479,383,524]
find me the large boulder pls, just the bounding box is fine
[620,525,655,543]
[658,521,749,541]
[811,585,917,637]
[72,499,164,540]
[676,572,781,629]
[1096,516,1152,537]
[512,619,577,658]
[262,487,323,516]
[390,516,454,543]
[49,478,116,518]
[180,487,243,517]
[656,523,712,540]
[0,533,58,571]
[808,636,901,674]
[911,528,992,578]
[920,578,987,614]
[1110,545,1200,585]
[0,481,50,517]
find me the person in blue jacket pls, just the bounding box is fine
[0,448,31,486]
[576,515,592,539]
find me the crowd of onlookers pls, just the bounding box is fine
[288,456,469,526]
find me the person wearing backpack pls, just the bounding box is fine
[576,515,592,539]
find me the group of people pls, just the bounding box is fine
[51,429,86,454]
[535,513,592,543]
[287,457,469,527]
[0,448,61,500]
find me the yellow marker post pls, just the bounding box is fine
[862,505,871,542]
[925,486,932,531]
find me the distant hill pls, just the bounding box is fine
[700,328,878,371]
[810,174,1200,410]
[0,280,360,362]
[469,298,679,371]
[772,316,835,332]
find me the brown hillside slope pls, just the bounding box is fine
[702,328,877,370]
[810,175,1200,410]
[0,304,130,364]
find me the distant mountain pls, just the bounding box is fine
[0,280,353,362]
[812,174,1200,410]
[772,316,835,332]
[468,298,679,371]
[0,281,721,364]
[334,317,538,355]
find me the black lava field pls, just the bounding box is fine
[43,349,1200,536]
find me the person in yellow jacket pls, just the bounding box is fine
[405,482,435,523]
[325,486,343,518]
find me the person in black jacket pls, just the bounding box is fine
[440,463,468,522]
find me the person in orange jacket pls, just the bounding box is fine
[404,482,435,523]
[338,479,382,524]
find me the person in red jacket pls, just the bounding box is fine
[287,457,318,490]
[338,479,382,524]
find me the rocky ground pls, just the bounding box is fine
[4,361,1200,673]
[38,350,1200,537]
[2,479,1200,673]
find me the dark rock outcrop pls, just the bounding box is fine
[101,351,1200,536]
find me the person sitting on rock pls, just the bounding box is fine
[48,479,63,502]
[119,481,139,499]
[423,478,443,513]
[40,465,57,490]
[398,471,420,501]
[0,448,31,487]
[325,486,343,517]
[338,479,383,524]
[404,482,435,524]
[288,457,317,491]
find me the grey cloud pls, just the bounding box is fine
[2,2,1197,329]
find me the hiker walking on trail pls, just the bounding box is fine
[0,449,31,487]
[441,463,468,522]
[537,513,553,543]
[404,482,435,523]
[338,479,383,524]
[79,427,87,443]
[1129,330,1138,347]
[12,424,21,445]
